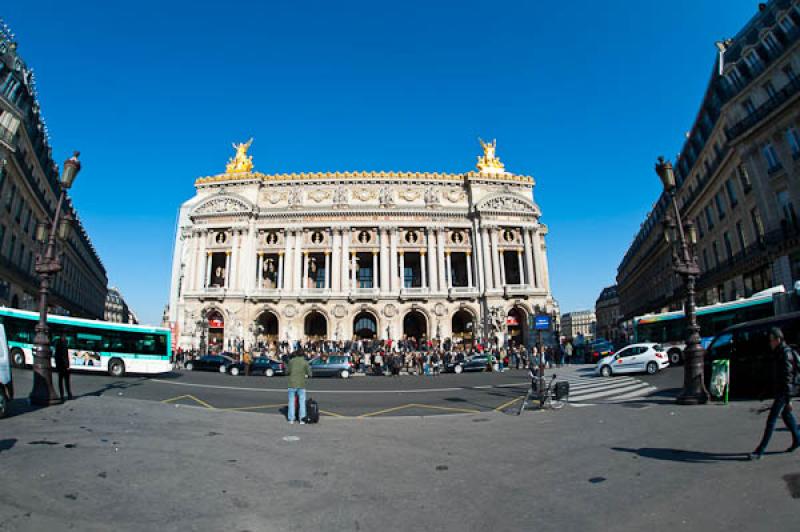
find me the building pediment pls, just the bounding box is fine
[190,192,255,219]
[475,193,540,216]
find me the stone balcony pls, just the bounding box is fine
[503,284,535,298]
[299,287,331,302]
[348,287,379,302]
[399,287,430,301]
[448,286,478,300]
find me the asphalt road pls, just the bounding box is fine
[7,363,683,418]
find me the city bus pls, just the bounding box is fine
[633,286,782,365]
[0,307,172,376]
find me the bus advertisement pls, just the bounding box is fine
[0,307,172,377]
[632,286,783,365]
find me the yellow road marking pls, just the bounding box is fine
[320,409,345,418]
[161,394,190,404]
[358,404,416,418]
[407,403,480,414]
[185,394,215,409]
[494,396,524,412]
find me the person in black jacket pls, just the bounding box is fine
[54,336,73,401]
[750,327,800,460]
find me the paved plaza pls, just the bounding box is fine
[1,386,799,532]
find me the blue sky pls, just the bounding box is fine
[4,0,760,324]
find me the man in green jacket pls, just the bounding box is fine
[287,351,312,424]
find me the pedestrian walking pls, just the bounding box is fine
[564,342,573,366]
[286,350,312,424]
[750,327,800,460]
[55,336,73,401]
[243,350,252,376]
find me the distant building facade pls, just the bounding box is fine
[618,0,800,321]
[561,310,596,341]
[168,140,555,352]
[0,21,107,318]
[104,286,138,324]
[595,285,621,342]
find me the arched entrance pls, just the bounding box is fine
[254,310,279,348]
[353,311,378,339]
[304,311,328,341]
[403,310,428,341]
[206,309,225,353]
[507,306,528,347]
[451,309,475,344]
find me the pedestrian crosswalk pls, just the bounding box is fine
[548,370,657,407]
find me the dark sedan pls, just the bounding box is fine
[444,353,490,374]
[704,311,800,399]
[184,354,235,373]
[227,357,286,377]
[309,356,355,378]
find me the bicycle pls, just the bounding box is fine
[517,374,567,414]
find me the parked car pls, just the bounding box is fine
[184,354,235,373]
[595,343,669,377]
[704,311,800,399]
[444,353,491,374]
[226,356,286,377]
[589,339,615,363]
[309,356,355,378]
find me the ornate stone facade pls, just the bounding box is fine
[168,140,554,351]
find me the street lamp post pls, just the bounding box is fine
[656,156,709,405]
[29,152,80,406]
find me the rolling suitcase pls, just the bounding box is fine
[305,397,320,424]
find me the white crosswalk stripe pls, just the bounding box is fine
[541,371,657,407]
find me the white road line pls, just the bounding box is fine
[567,380,643,393]
[570,382,653,401]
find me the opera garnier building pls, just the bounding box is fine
[168,139,555,352]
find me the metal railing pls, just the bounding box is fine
[726,78,800,140]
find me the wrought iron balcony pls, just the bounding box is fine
[726,78,800,140]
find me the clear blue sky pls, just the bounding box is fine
[4,0,760,324]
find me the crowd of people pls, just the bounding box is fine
[175,335,592,375]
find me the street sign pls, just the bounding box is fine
[534,315,551,330]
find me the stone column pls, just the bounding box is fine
[230,231,240,290]
[426,228,437,291]
[205,251,212,288]
[517,249,525,286]
[244,221,256,292]
[324,251,331,289]
[490,228,502,289]
[466,250,473,288]
[185,232,197,292]
[389,229,398,292]
[302,252,309,290]
[341,230,350,292]
[538,231,551,292]
[421,250,428,289]
[372,250,379,290]
[257,252,264,289]
[499,250,506,286]
[350,251,357,289]
[446,251,453,289]
[224,251,231,289]
[436,229,446,292]
[277,252,284,290]
[480,226,493,291]
[283,230,294,291]
[379,229,390,293]
[532,229,544,290]
[523,228,536,288]
[331,228,341,292]
[197,231,207,290]
[399,251,405,289]
[294,230,304,291]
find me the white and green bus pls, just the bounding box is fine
[0,307,172,377]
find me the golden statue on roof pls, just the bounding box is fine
[226,138,254,174]
[477,138,505,174]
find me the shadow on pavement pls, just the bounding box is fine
[77,379,144,399]
[0,438,16,453]
[612,446,752,463]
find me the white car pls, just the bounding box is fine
[595,343,669,377]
